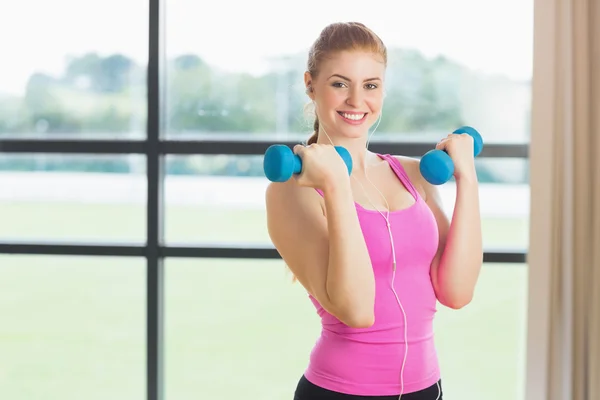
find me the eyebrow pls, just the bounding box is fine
[328,74,381,82]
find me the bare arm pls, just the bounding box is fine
[425,174,483,309]
[266,179,375,327]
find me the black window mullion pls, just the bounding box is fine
[147,0,165,398]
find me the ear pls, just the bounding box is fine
[304,71,315,100]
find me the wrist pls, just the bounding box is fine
[455,161,477,182]
[322,176,352,197]
[455,171,478,186]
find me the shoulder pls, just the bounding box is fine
[265,179,324,216]
[389,154,449,225]
[388,155,434,202]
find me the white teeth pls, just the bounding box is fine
[341,112,366,120]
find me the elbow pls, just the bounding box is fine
[445,298,471,310]
[440,292,474,310]
[323,297,375,328]
[326,284,376,328]
[333,302,375,328]
[344,312,375,328]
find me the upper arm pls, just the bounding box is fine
[265,181,337,313]
[423,181,451,301]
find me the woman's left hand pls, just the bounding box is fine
[436,133,478,181]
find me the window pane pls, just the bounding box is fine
[0,154,146,243]
[165,155,268,245]
[165,259,527,400]
[0,0,148,139]
[165,155,528,250]
[435,263,528,399]
[165,259,316,400]
[0,255,145,400]
[165,0,532,144]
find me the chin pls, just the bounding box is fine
[340,127,368,140]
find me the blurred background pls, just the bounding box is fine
[0,0,532,399]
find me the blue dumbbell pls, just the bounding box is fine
[419,126,484,185]
[263,144,353,182]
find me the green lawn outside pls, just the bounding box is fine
[0,202,529,400]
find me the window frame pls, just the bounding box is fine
[0,1,530,399]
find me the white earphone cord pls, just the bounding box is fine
[317,107,441,400]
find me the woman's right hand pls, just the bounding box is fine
[292,144,351,191]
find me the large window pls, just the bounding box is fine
[0,0,532,400]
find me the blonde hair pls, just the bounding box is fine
[305,22,388,143]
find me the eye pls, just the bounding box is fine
[365,83,378,90]
[331,82,348,88]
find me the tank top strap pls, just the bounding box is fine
[314,155,419,200]
[378,154,420,200]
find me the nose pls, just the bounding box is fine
[345,87,364,108]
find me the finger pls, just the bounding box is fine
[292,145,307,182]
[293,144,306,156]
[435,137,450,151]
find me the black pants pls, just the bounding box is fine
[293,375,443,400]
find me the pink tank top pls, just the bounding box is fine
[304,154,440,396]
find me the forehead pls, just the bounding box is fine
[319,50,386,80]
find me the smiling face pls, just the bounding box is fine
[305,50,386,141]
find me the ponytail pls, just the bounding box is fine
[307,116,319,144]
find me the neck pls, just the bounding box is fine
[315,130,375,173]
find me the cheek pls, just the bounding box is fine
[366,94,384,112]
[322,90,344,108]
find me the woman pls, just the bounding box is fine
[266,21,483,400]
